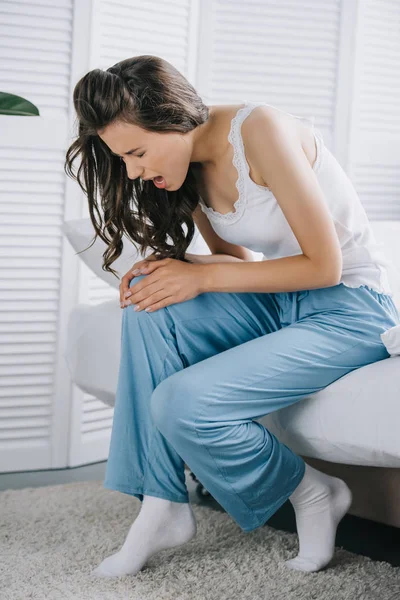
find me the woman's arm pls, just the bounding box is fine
[184,252,251,264]
[198,253,340,294]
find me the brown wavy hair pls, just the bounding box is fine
[64,55,210,279]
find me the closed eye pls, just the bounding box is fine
[111,151,146,159]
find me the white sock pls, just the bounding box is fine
[285,463,352,572]
[91,495,197,578]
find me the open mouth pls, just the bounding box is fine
[153,176,166,188]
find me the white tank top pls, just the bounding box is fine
[198,101,394,297]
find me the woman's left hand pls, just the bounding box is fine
[122,257,206,312]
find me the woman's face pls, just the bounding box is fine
[98,120,196,190]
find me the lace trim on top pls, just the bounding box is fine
[198,101,253,224]
[198,101,324,225]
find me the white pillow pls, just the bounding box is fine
[62,217,211,289]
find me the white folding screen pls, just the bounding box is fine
[197,0,400,219]
[348,0,400,219]
[197,0,341,153]
[1,0,398,473]
[0,0,77,472]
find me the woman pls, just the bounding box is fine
[65,55,400,578]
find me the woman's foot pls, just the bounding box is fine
[91,495,197,577]
[285,463,352,572]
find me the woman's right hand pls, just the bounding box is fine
[119,252,159,307]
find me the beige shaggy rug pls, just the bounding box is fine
[0,480,399,599]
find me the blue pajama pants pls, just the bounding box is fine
[103,275,400,532]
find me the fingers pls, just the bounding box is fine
[119,253,159,306]
[119,260,147,305]
[119,253,164,307]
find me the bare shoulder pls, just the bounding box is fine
[242,104,300,149]
[241,105,314,186]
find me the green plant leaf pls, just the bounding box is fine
[0,92,40,116]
